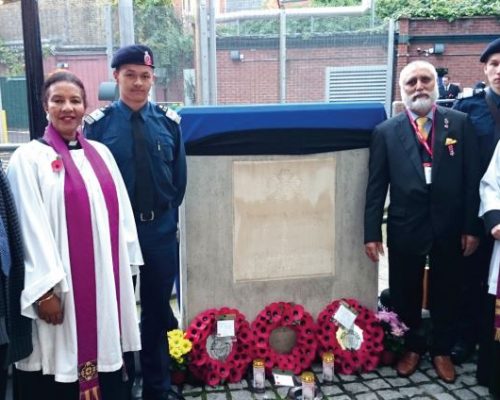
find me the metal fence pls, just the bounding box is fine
[212,12,393,108]
[0,2,394,144]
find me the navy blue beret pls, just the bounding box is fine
[480,38,500,63]
[111,44,155,69]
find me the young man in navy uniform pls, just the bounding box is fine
[451,38,500,364]
[85,44,187,400]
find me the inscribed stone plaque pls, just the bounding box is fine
[233,158,335,282]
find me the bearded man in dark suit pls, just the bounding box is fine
[364,60,481,383]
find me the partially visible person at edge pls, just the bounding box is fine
[456,37,500,399]
[452,38,500,362]
[0,161,32,400]
[6,71,143,399]
[438,73,461,107]
[84,45,187,400]
[364,60,481,384]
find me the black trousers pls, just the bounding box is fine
[455,236,492,346]
[477,294,500,399]
[388,240,461,355]
[0,345,7,400]
[137,212,179,400]
[16,368,127,400]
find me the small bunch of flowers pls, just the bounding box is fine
[375,308,408,354]
[168,329,192,370]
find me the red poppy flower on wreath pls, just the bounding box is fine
[316,298,384,375]
[251,302,317,375]
[186,307,253,386]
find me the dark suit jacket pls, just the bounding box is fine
[364,106,482,255]
[439,83,460,100]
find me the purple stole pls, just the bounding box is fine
[43,124,120,400]
[496,274,500,342]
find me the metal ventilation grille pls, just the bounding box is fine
[326,65,387,103]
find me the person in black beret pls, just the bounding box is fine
[110,44,155,69]
[85,44,186,400]
[453,37,500,399]
[479,37,500,63]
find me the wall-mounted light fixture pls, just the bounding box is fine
[433,43,445,54]
[230,50,244,62]
[56,62,69,69]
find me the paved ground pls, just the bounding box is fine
[169,355,494,400]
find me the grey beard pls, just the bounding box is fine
[403,94,436,115]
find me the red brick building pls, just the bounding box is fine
[215,16,499,106]
[395,17,500,100]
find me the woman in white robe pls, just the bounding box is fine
[478,140,500,399]
[7,71,142,399]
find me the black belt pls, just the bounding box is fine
[135,202,173,223]
[139,210,155,222]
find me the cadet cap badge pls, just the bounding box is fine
[144,51,152,67]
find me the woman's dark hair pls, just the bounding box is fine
[42,70,87,108]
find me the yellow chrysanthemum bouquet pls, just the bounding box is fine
[167,329,192,371]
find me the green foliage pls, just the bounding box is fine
[0,40,24,76]
[312,0,500,21]
[376,0,499,20]
[133,0,193,85]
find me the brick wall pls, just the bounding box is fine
[395,17,500,100]
[217,41,388,104]
[216,16,500,105]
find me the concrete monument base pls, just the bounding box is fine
[180,149,377,325]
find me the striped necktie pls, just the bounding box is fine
[416,117,429,140]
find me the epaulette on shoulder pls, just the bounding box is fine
[456,88,485,101]
[84,105,111,125]
[157,104,181,125]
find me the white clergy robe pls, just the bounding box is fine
[479,141,500,296]
[7,140,143,383]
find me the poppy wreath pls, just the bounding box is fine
[316,298,384,374]
[186,307,253,386]
[251,302,317,375]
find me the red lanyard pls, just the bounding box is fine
[406,106,436,159]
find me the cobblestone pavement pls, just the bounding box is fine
[171,355,494,400]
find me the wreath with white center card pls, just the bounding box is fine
[186,307,253,386]
[316,298,384,374]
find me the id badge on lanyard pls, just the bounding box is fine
[423,162,432,184]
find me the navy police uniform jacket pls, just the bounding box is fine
[454,89,500,174]
[84,100,187,239]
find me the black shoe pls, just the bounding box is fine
[450,341,475,365]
